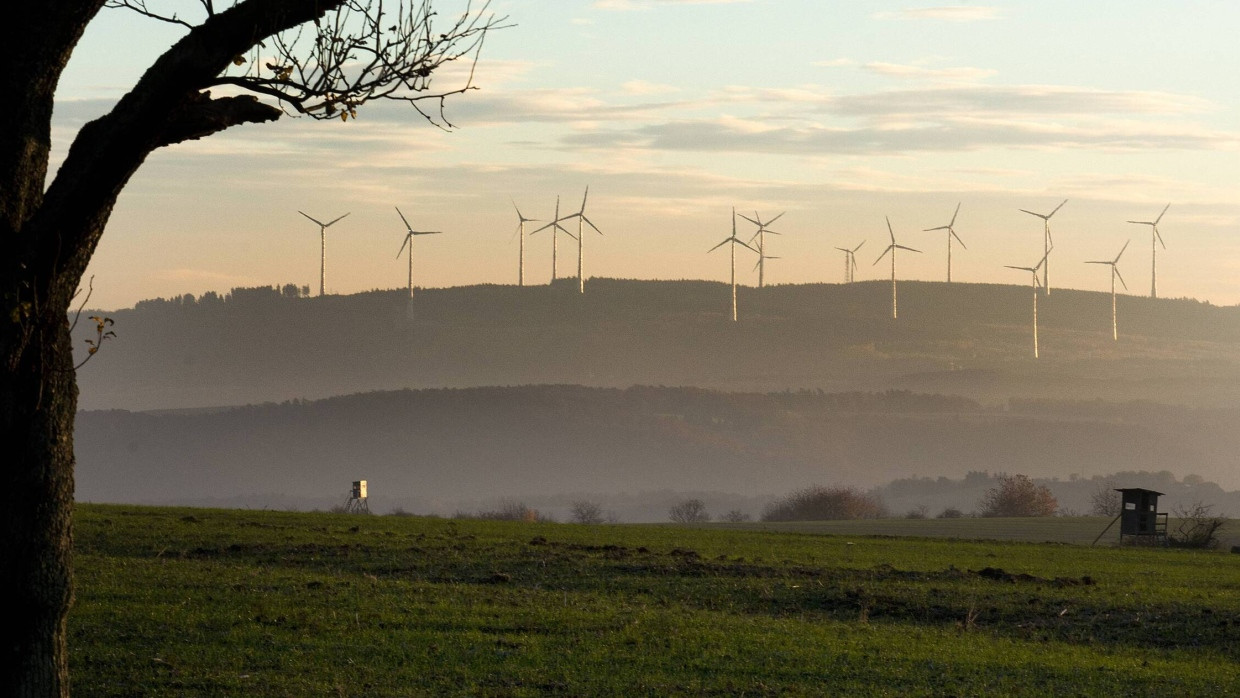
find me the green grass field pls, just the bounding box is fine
[72,505,1240,696]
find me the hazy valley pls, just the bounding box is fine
[73,279,1240,519]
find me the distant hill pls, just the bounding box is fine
[73,279,1240,410]
[75,385,1240,518]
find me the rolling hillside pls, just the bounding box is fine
[73,279,1240,411]
[75,385,1240,517]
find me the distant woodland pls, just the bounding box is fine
[74,279,1240,411]
[75,384,1240,520]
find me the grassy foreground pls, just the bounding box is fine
[73,505,1240,696]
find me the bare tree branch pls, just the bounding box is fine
[206,0,511,127]
[104,0,200,28]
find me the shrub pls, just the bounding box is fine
[905,505,929,519]
[473,499,545,522]
[1089,481,1121,516]
[936,507,964,519]
[979,474,1057,517]
[761,486,887,522]
[1168,501,1226,549]
[668,498,710,524]
[720,509,751,523]
[570,500,605,525]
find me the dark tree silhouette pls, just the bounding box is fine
[0,2,504,694]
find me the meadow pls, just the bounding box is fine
[73,504,1240,696]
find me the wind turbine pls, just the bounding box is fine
[1127,203,1170,299]
[510,200,539,287]
[835,241,865,283]
[708,207,759,321]
[873,217,921,319]
[298,210,349,297]
[394,206,443,299]
[1004,248,1052,359]
[530,196,575,284]
[923,202,966,282]
[1085,240,1129,341]
[1018,199,1066,294]
[560,186,603,294]
[738,211,785,288]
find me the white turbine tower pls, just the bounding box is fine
[394,207,443,299]
[1018,199,1066,294]
[923,202,966,282]
[738,211,785,288]
[510,200,539,287]
[873,217,921,319]
[835,241,865,283]
[298,210,349,297]
[1005,248,1052,359]
[1085,240,1130,341]
[561,186,603,294]
[530,196,575,284]
[709,207,759,322]
[1127,203,1170,299]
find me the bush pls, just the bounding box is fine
[720,509,751,523]
[905,505,929,519]
[1089,481,1120,517]
[469,499,546,522]
[979,474,1057,517]
[570,500,605,525]
[668,498,710,524]
[761,486,887,522]
[1168,501,1226,549]
[936,507,965,519]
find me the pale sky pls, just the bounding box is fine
[55,1,1240,310]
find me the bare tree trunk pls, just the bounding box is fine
[0,303,78,697]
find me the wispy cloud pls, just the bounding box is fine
[813,58,856,68]
[873,6,1001,22]
[562,113,1237,157]
[621,80,681,96]
[595,0,752,9]
[863,62,997,82]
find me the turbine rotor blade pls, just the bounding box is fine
[737,239,759,254]
[1047,199,1067,218]
[852,240,866,253]
[1155,229,1166,249]
[582,216,603,235]
[924,225,950,232]
[395,206,413,232]
[708,238,730,253]
[580,186,589,212]
[894,245,921,253]
[1114,239,1130,263]
[299,211,325,227]
[766,212,786,226]
[738,213,760,227]
[885,216,895,243]
[1018,208,1045,219]
[951,230,967,249]
[325,212,351,227]
[396,234,410,259]
[1155,203,1170,224]
[1114,266,1128,290]
[873,245,894,265]
[949,202,961,226]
